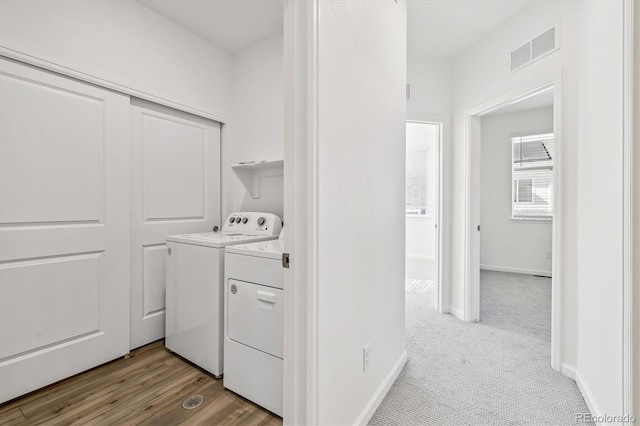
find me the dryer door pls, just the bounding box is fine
[227,279,284,359]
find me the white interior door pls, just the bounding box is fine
[0,58,130,403]
[129,99,220,350]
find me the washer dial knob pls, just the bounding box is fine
[257,217,266,226]
[242,217,248,224]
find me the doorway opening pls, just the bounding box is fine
[405,121,441,312]
[465,82,562,369]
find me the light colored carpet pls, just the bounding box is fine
[370,271,589,426]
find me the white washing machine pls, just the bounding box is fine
[224,232,285,416]
[165,212,282,377]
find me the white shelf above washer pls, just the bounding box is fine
[231,160,283,199]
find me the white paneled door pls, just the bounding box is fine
[129,99,220,350]
[0,58,130,403]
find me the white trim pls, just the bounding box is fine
[406,255,435,262]
[560,363,576,380]
[464,77,563,370]
[353,350,408,426]
[0,48,225,123]
[307,1,320,424]
[480,264,551,277]
[575,369,602,422]
[405,117,448,314]
[622,0,635,421]
[450,306,465,321]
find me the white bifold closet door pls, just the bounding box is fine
[129,99,220,350]
[0,58,130,403]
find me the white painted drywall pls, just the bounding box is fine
[575,1,624,417]
[451,0,626,417]
[451,0,582,372]
[223,33,284,219]
[634,0,640,417]
[480,107,553,275]
[316,1,407,423]
[406,122,438,261]
[407,55,452,119]
[0,0,231,119]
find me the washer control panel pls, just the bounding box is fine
[222,212,282,236]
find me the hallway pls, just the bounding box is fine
[370,271,588,425]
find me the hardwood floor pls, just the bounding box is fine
[0,341,282,426]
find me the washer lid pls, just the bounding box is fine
[225,239,284,260]
[166,232,277,248]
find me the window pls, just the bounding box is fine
[406,147,427,216]
[511,132,554,219]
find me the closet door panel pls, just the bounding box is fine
[0,57,130,403]
[130,99,220,349]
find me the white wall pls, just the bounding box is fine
[480,107,553,275]
[0,0,231,120]
[451,0,626,418]
[575,1,624,417]
[451,0,581,371]
[223,34,284,219]
[407,55,451,120]
[316,1,407,424]
[634,0,640,417]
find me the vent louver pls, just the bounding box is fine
[532,28,556,60]
[510,27,558,72]
[511,43,531,71]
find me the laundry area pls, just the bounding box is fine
[0,0,286,422]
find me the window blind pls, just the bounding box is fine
[511,133,554,219]
[406,148,427,215]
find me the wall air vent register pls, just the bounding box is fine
[510,27,558,72]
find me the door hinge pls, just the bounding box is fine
[282,252,290,269]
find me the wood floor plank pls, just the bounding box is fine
[71,368,201,425]
[0,407,25,425]
[16,344,169,419]
[0,341,281,426]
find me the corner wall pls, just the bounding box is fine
[480,107,553,275]
[316,1,407,423]
[0,0,231,119]
[223,34,285,219]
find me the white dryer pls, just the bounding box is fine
[224,233,285,416]
[165,212,281,377]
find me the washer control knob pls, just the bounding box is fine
[229,217,236,223]
[242,217,248,224]
[257,217,266,226]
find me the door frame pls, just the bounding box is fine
[405,119,446,313]
[463,77,563,370]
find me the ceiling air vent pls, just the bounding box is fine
[510,27,558,72]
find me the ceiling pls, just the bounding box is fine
[137,0,284,53]
[484,88,554,116]
[407,0,530,58]
[137,0,530,58]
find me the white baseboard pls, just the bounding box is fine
[574,369,601,423]
[480,264,551,277]
[354,349,407,425]
[450,306,464,321]
[560,363,576,380]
